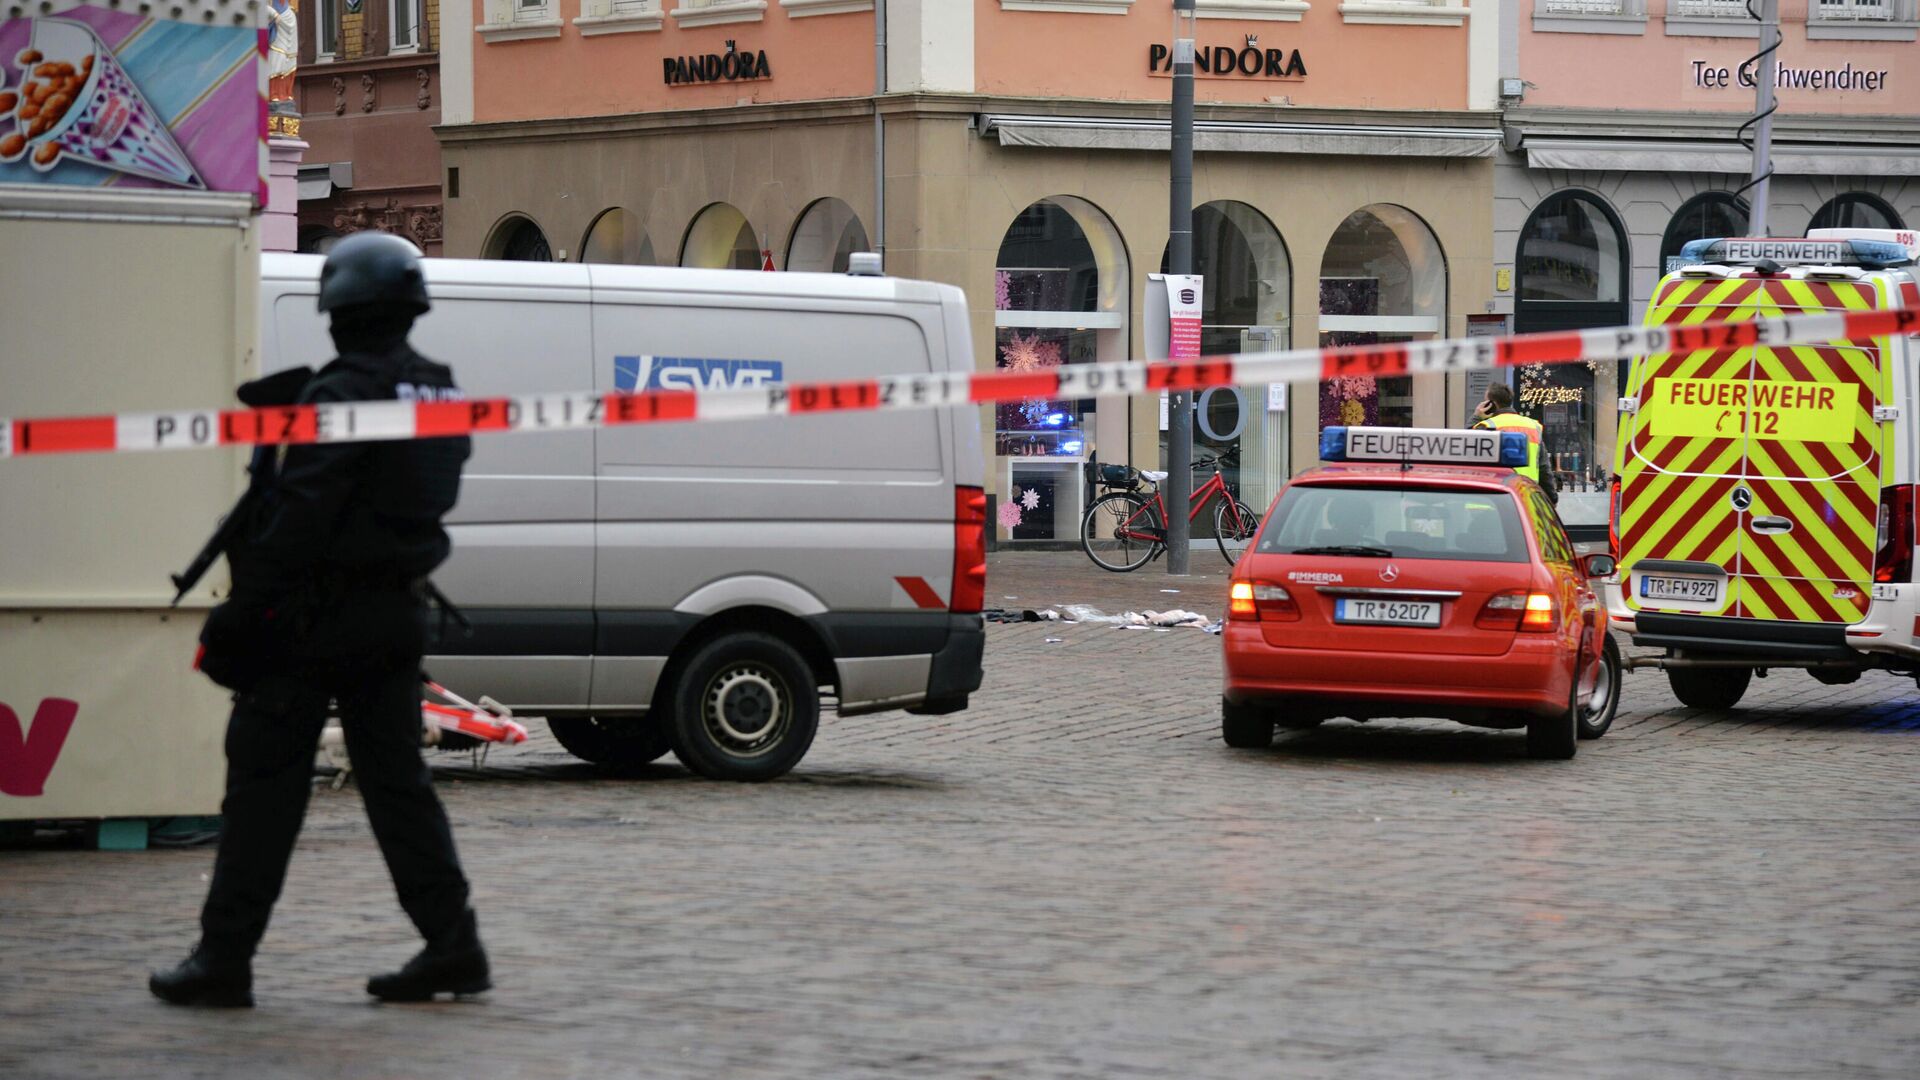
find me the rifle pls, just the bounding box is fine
[168,367,315,607]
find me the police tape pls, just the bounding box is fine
[2,305,1915,459]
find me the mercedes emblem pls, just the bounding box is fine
[1731,487,1754,512]
[1379,563,1401,583]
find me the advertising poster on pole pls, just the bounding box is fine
[0,4,267,202]
[1147,273,1204,430]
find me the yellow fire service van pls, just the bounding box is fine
[1606,229,1920,708]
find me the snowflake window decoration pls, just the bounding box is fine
[997,497,1025,530]
[1021,488,1042,511]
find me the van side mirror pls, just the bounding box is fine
[1583,553,1617,578]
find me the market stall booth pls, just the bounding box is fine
[1,0,267,838]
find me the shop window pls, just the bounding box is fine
[1158,201,1292,514]
[1515,190,1629,525]
[993,197,1127,543]
[1317,205,1445,433]
[484,215,553,261]
[580,208,657,265]
[681,203,763,270]
[1659,193,1749,274]
[786,198,870,274]
[1808,193,1905,233]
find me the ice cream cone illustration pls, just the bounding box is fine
[0,19,205,189]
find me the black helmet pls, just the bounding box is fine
[317,232,431,315]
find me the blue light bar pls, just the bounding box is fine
[1321,426,1529,468]
[1676,237,1914,270]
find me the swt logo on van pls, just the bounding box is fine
[614,356,784,393]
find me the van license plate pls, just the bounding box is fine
[1639,575,1719,603]
[1334,599,1441,627]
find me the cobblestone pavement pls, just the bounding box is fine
[6,553,1920,1079]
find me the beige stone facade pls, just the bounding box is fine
[440,94,1496,533]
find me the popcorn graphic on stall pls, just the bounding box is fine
[0,18,205,188]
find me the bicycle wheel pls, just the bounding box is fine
[1214,496,1258,568]
[1082,492,1163,572]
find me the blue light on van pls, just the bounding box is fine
[1321,426,1529,468]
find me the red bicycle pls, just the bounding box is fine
[1080,451,1258,572]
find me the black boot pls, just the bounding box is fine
[367,910,490,1002]
[150,945,255,1008]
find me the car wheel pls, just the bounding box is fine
[1526,680,1578,760]
[668,632,820,782]
[1221,698,1274,749]
[1579,636,1622,740]
[1667,666,1751,710]
[547,715,673,768]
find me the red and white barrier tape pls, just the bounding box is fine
[4,307,1915,460]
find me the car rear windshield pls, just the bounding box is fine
[1257,485,1530,563]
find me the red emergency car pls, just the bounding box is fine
[1222,426,1621,759]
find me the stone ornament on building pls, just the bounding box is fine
[417,68,432,110]
[331,199,444,251]
[332,75,346,115]
[360,73,377,113]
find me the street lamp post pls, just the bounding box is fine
[1165,0,1197,576]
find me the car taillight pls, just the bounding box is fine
[1873,483,1915,585]
[1608,477,1622,562]
[1228,580,1299,622]
[951,486,987,613]
[1478,591,1557,632]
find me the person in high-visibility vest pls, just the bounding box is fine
[1473,383,1558,505]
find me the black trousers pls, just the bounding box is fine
[198,660,471,958]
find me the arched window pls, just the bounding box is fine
[786,198,870,273]
[681,203,762,270]
[484,214,553,262]
[1808,193,1904,233]
[993,197,1128,542]
[1158,201,1292,510]
[1660,193,1749,272]
[579,208,656,265]
[1318,204,1446,430]
[1515,190,1630,505]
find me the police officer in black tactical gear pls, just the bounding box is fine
[151,233,487,1008]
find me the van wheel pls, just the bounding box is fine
[668,633,819,782]
[1527,682,1579,760]
[1221,698,1274,749]
[1579,637,1622,740]
[546,716,673,768]
[1667,666,1750,710]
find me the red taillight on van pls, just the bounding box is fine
[1478,591,1557,632]
[1873,483,1915,584]
[1228,580,1300,622]
[1608,478,1622,562]
[951,486,987,613]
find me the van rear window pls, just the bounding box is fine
[1258,485,1529,562]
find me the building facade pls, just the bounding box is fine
[435,0,1505,544]
[292,0,448,254]
[1493,0,1919,531]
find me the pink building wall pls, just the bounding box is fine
[471,2,878,123]
[973,0,1471,110]
[1520,1,1915,116]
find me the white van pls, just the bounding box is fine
[1605,228,1920,708]
[259,254,987,780]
